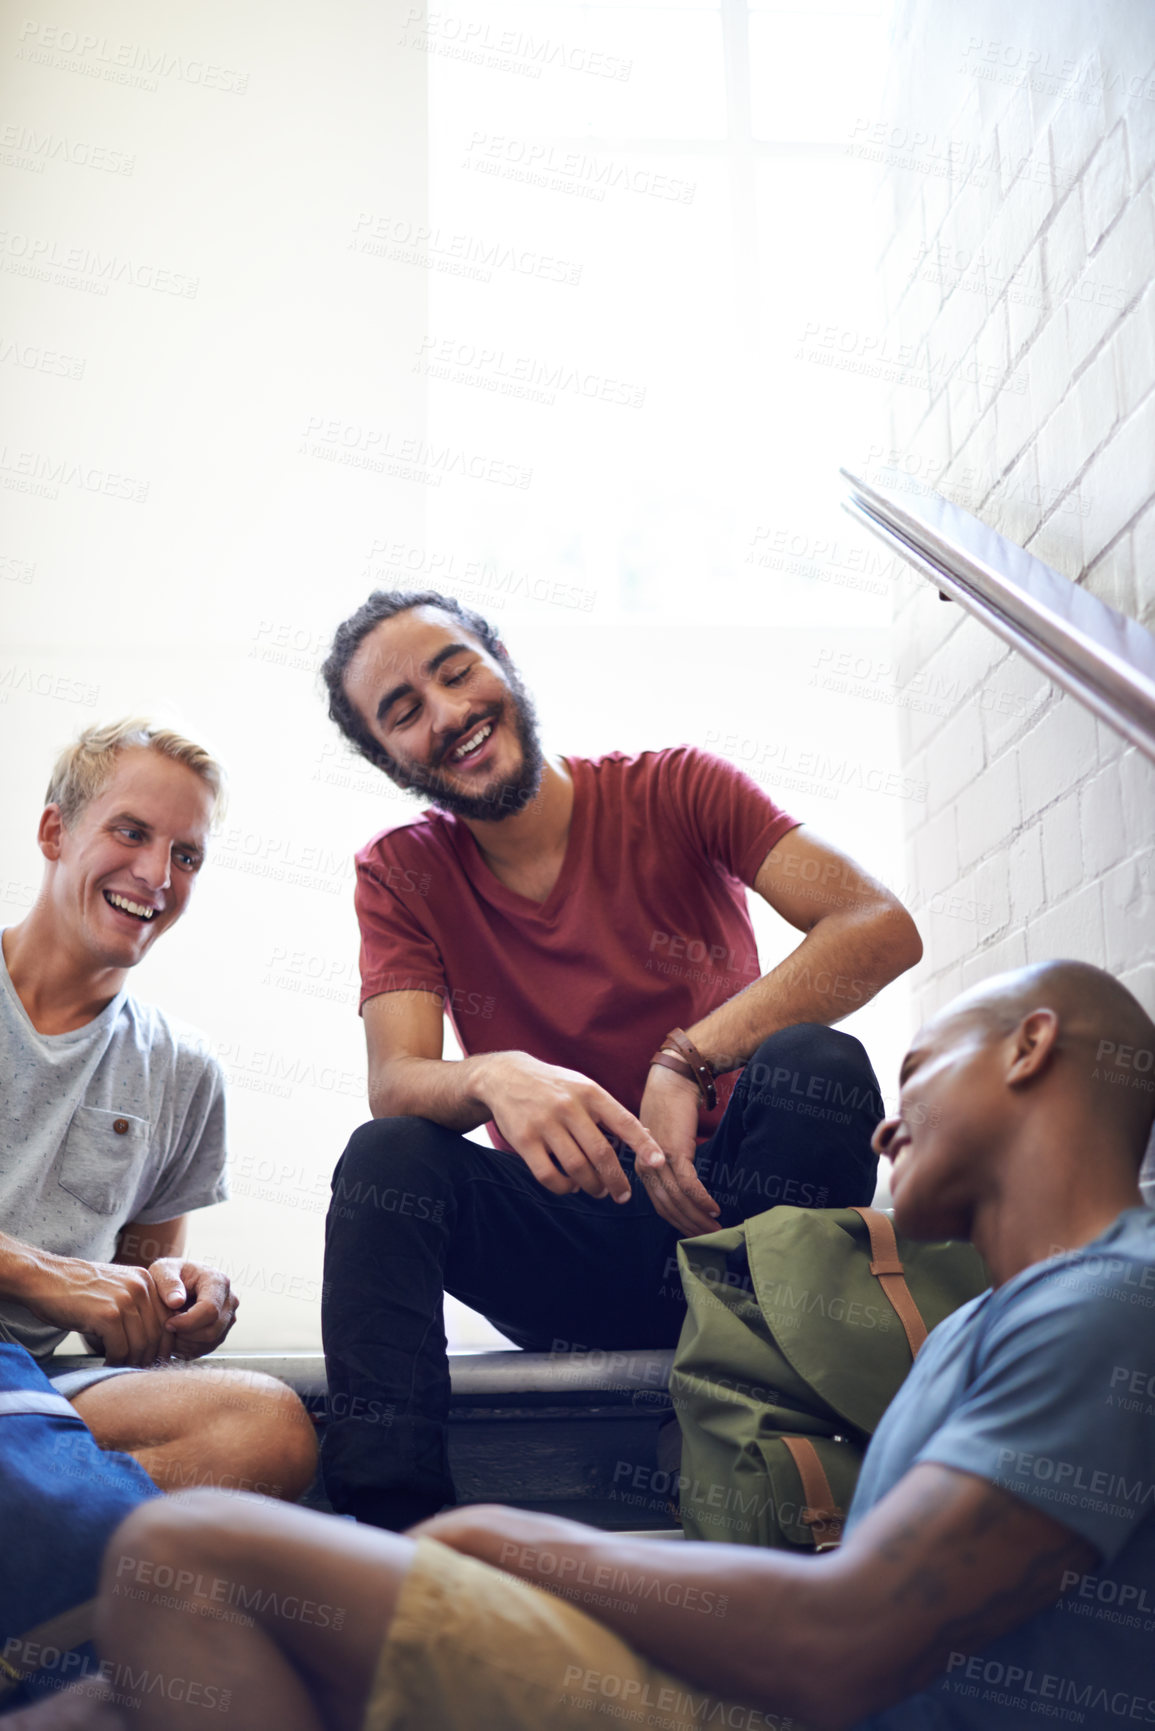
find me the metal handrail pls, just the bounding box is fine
[841,469,1155,765]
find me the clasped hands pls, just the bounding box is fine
[28,1252,238,1367]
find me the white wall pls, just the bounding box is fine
[3,1,1015,1349]
[862,2,1155,1036]
[0,0,428,1347]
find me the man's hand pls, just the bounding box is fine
[637,1064,720,1236]
[409,1503,592,1569]
[478,1052,666,1202]
[148,1258,239,1358]
[17,1251,176,1367]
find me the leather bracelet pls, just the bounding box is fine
[649,1050,701,1093]
[650,1027,718,1112]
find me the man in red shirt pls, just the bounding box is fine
[318,590,923,1529]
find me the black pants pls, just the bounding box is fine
[320,1022,882,1528]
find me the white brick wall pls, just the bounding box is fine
[874,3,1155,1037]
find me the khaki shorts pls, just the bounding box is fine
[363,1537,792,1731]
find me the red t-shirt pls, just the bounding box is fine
[354,746,800,1147]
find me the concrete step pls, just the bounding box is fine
[50,1347,682,1531]
[209,1349,681,1529]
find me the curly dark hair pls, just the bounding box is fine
[320,589,505,773]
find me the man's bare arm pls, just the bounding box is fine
[685,827,922,1072]
[114,1215,187,1267]
[635,828,920,1232]
[0,1227,173,1366]
[364,990,665,1201]
[417,1462,1095,1731]
[365,988,487,1128]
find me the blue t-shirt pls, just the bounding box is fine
[848,1206,1155,1731]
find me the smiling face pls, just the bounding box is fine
[41,746,214,973]
[872,1007,1004,1242]
[876,964,1155,1250]
[342,604,544,822]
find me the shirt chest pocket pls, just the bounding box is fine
[58,1106,150,1216]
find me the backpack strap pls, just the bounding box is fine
[848,1206,929,1360]
[780,1436,844,1550]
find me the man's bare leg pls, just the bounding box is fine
[4,1491,414,1730]
[69,1369,318,1500]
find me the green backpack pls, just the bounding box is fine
[670,1205,988,1550]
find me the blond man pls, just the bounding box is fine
[0,719,316,1498]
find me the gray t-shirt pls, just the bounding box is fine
[850,1206,1155,1730]
[0,936,228,1357]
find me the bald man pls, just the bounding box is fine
[11,961,1155,1731]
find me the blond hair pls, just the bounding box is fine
[45,719,226,827]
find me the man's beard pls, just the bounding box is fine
[388,671,545,822]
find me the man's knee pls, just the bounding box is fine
[105,1489,221,1575]
[100,1490,243,1617]
[328,1117,458,1231]
[120,1368,317,1500]
[745,1023,882,1102]
[188,1369,318,1500]
[332,1116,457,1193]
